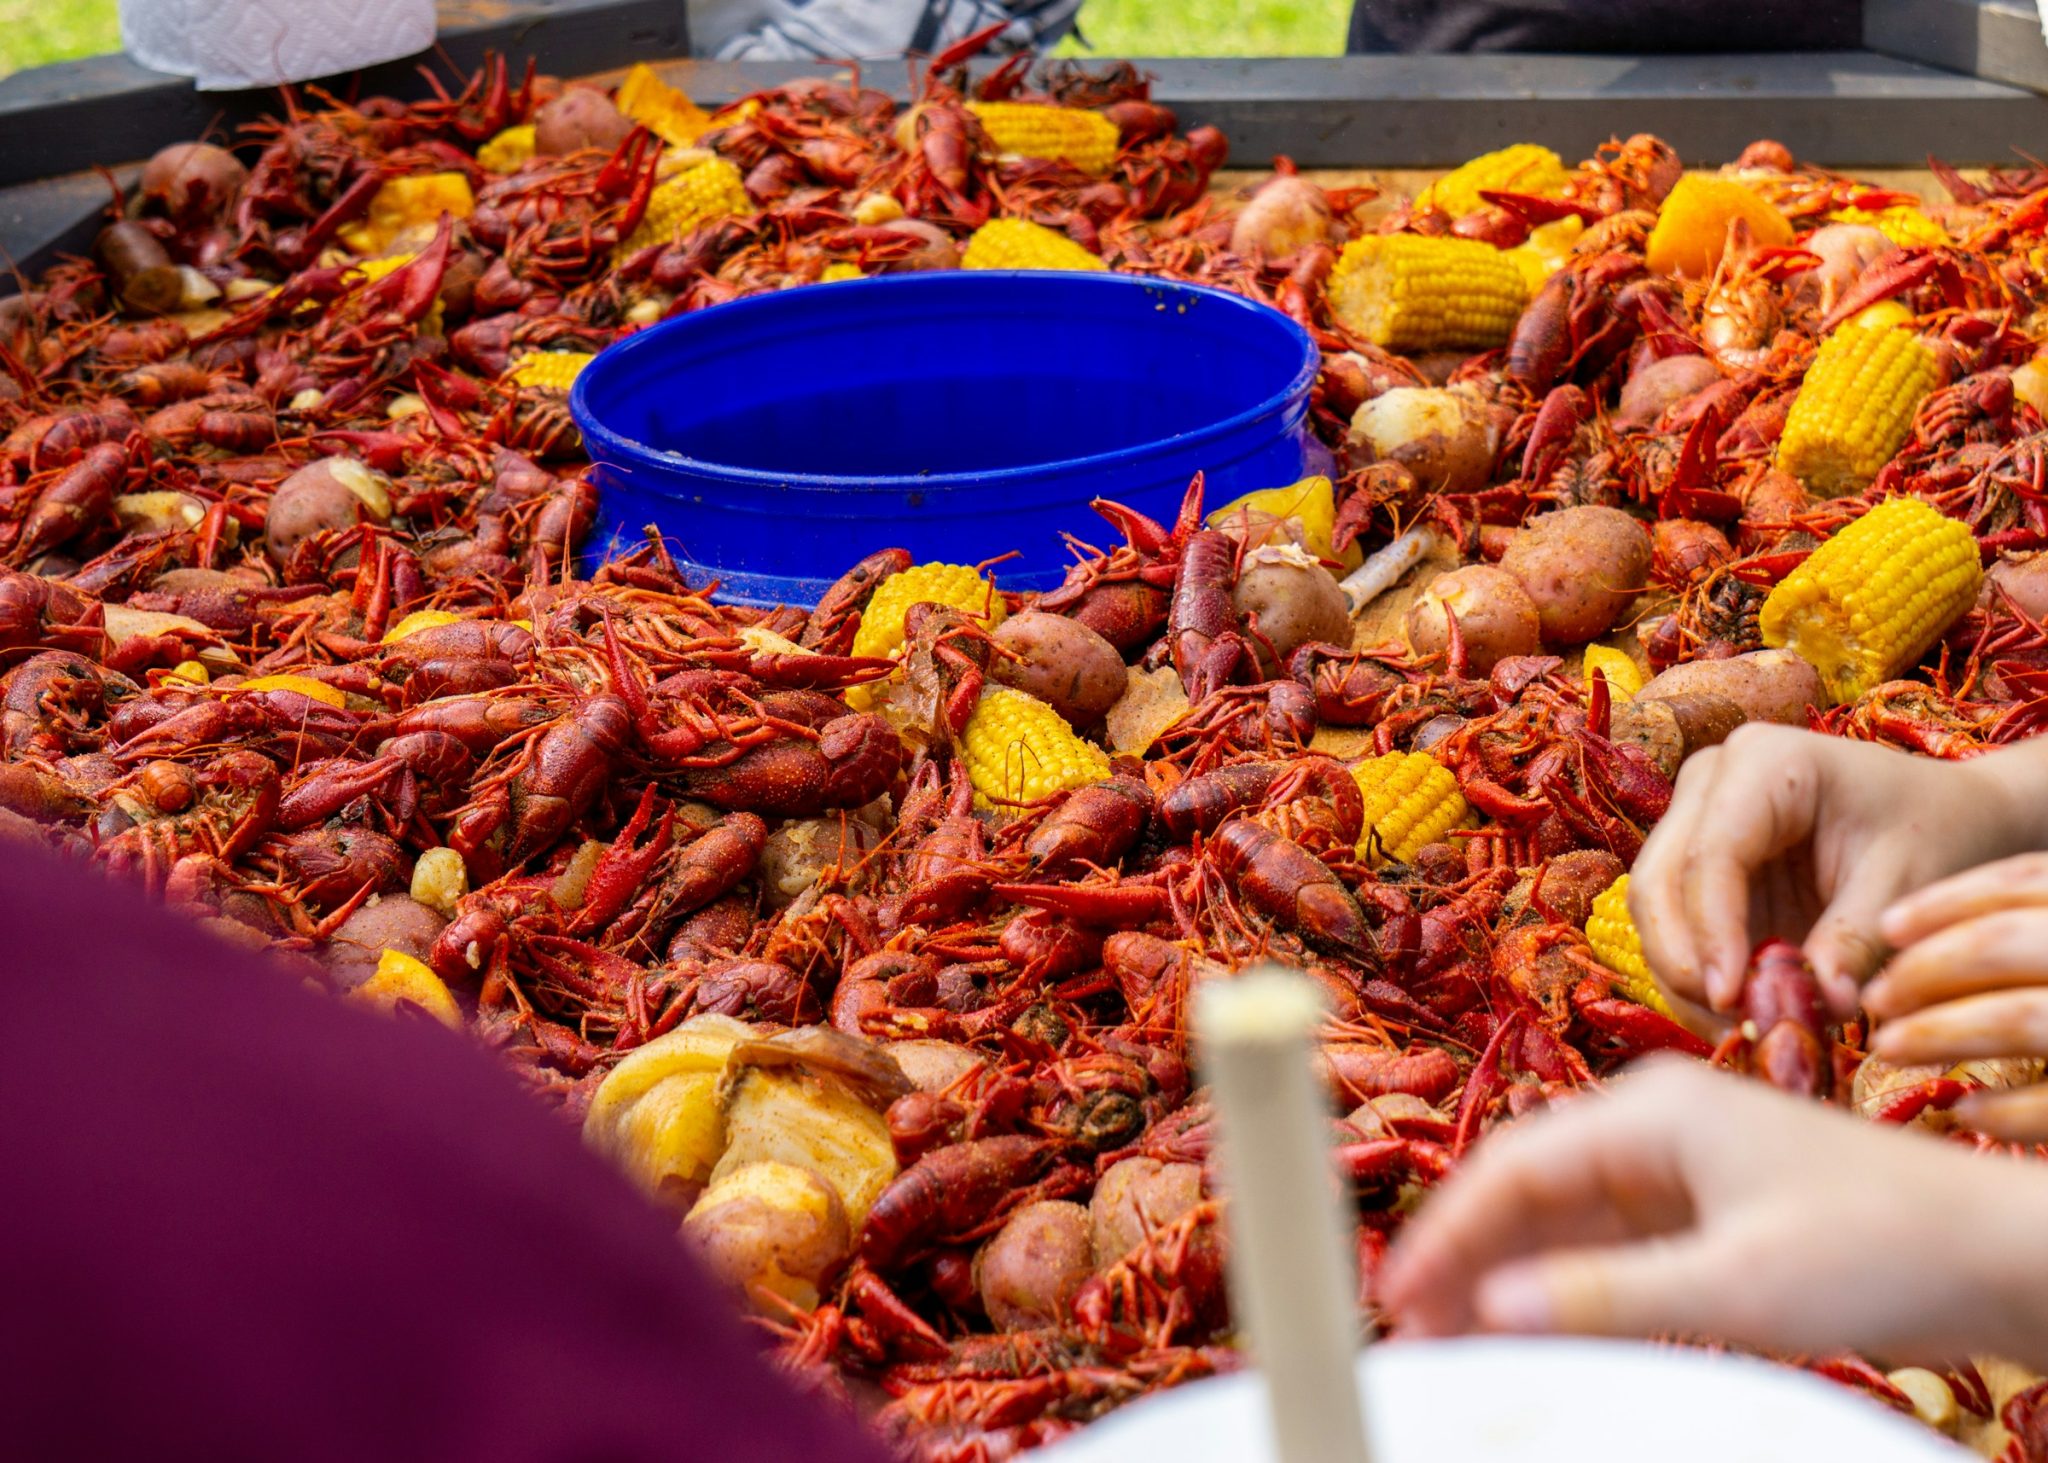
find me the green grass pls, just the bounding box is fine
[0,0,118,77]
[1062,0,1350,57]
[0,0,1349,77]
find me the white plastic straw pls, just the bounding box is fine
[1194,967,1374,1463]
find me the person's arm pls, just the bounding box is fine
[1627,725,2048,1014]
[0,841,892,1463]
[1376,1061,2048,1368]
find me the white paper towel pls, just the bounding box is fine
[119,0,436,91]
[120,0,196,77]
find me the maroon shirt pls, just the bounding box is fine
[0,840,892,1463]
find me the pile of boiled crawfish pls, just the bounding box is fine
[14,37,2048,1463]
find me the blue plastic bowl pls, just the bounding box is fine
[571,270,1320,606]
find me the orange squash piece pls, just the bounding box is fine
[1645,175,1794,278]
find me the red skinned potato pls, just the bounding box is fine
[1497,506,1652,645]
[1638,647,1823,727]
[141,142,249,223]
[1230,545,1352,672]
[1090,1156,1203,1267]
[264,457,393,566]
[534,86,633,155]
[1347,387,1501,493]
[1614,353,1721,429]
[991,611,1128,725]
[975,1199,1094,1330]
[1229,175,1333,258]
[322,895,448,986]
[1403,565,1542,674]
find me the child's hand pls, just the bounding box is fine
[1628,726,2037,1014]
[1376,1061,2048,1368]
[1867,855,2048,1139]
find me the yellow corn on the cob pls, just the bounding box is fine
[1775,323,1940,497]
[1324,235,1529,353]
[1351,751,1468,866]
[819,262,865,283]
[504,351,597,393]
[616,62,713,146]
[1760,498,1982,704]
[961,217,1107,272]
[850,562,1005,664]
[1829,204,1950,249]
[340,172,476,256]
[1582,644,1643,701]
[1418,143,1570,220]
[965,101,1121,176]
[617,154,751,256]
[961,686,1110,807]
[477,124,537,173]
[845,562,1006,710]
[1584,875,1672,1016]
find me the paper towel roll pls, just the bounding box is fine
[164,0,437,91]
[120,0,196,77]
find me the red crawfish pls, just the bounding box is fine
[860,1135,1083,1271]
[1727,939,1833,1099]
[1208,813,1375,956]
[1024,775,1153,875]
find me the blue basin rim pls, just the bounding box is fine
[570,271,1319,502]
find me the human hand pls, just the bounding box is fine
[1628,725,2038,1015]
[1866,854,2048,1140]
[1375,1061,2048,1368]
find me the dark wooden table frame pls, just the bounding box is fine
[6,0,2048,279]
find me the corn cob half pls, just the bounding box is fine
[477,124,537,174]
[1584,874,1672,1016]
[962,686,1111,807]
[504,351,597,392]
[846,562,1006,710]
[1324,235,1528,353]
[965,102,1120,176]
[1418,143,1570,220]
[961,218,1108,272]
[1776,323,1941,497]
[1759,497,1982,704]
[1351,751,1468,866]
[617,154,751,256]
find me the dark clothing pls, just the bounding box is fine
[0,842,888,1463]
[1348,0,1861,53]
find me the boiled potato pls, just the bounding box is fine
[1232,545,1352,671]
[991,611,1129,726]
[1638,648,1823,727]
[1090,1156,1203,1267]
[1229,175,1333,259]
[534,86,633,155]
[1497,506,1653,646]
[1347,387,1500,493]
[264,457,392,566]
[976,1200,1094,1330]
[684,1160,851,1311]
[1403,565,1542,674]
[886,1038,988,1093]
